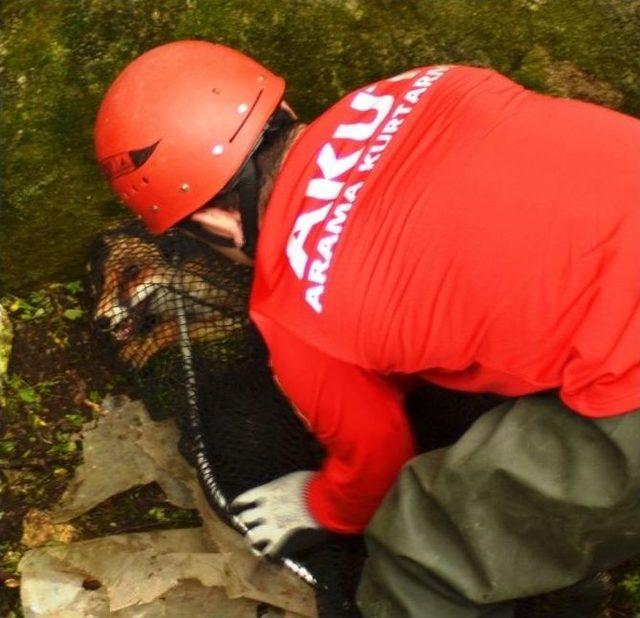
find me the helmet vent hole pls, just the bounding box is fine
[142,177,149,184]
[129,141,160,168]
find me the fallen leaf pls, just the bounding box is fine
[21,508,77,548]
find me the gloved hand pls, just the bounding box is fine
[230,470,325,558]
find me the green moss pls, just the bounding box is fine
[2,0,639,293]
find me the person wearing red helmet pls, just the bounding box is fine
[96,41,640,617]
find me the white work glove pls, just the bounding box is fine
[230,470,325,558]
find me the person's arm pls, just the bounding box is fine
[264,322,416,534]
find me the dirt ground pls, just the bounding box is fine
[0,282,639,617]
[0,283,200,617]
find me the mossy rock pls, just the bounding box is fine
[2,0,638,294]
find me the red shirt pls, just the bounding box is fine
[250,66,640,533]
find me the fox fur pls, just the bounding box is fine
[91,233,245,368]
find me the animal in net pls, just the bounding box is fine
[88,221,367,617]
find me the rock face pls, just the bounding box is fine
[2,0,638,293]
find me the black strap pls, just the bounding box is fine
[176,154,260,257]
[177,219,237,249]
[236,156,260,258]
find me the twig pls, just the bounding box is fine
[82,398,108,416]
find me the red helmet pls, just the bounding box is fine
[94,40,285,234]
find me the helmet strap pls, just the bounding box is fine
[176,153,260,257]
[236,107,296,258]
[176,220,237,249]
[235,155,260,259]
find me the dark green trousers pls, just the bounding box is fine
[357,395,640,617]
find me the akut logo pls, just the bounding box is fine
[286,66,448,313]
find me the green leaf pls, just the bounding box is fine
[18,387,38,402]
[63,308,84,321]
[7,374,23,389]
[48,441,77,456]
[147,507,169,522]
[621,572,640,595]
[64,412,86,428]
[0,440,16,456]
[27,292,44,306]
[65,280,84,294]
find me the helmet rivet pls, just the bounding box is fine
[257,74,265,83]
[237,103,249,114]
[180,183,190,192]
[151,205,160,213]
[211,144,224,156]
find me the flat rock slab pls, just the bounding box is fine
[20,395,316,617]
[49,395,199,521]
[19,528,283,617]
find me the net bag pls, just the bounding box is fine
[88,221,366,617]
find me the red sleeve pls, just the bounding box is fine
[257,318,416,534]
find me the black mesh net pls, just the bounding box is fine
[87,221,368,617]
[87,220,623,618]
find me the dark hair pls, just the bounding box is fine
[259,106,297,150]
